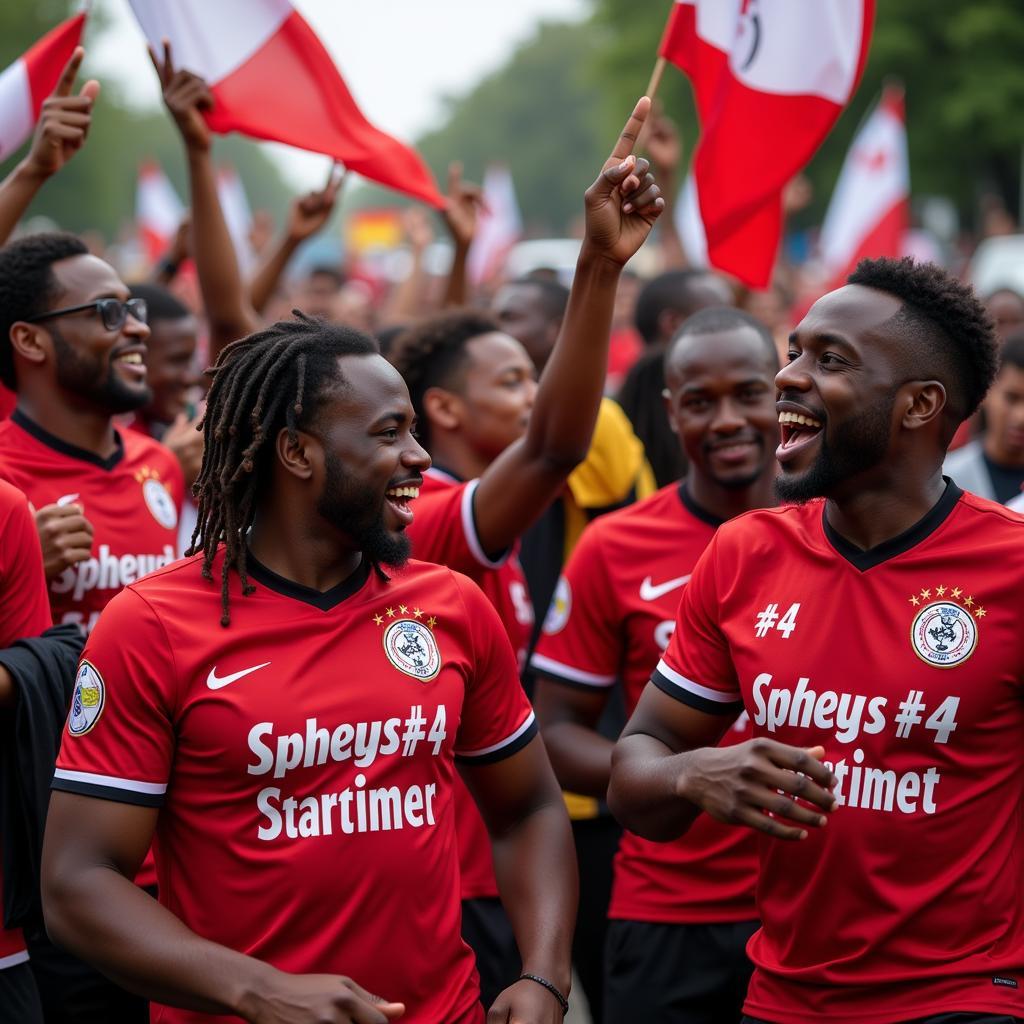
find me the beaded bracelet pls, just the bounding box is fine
[519,972,569,1016]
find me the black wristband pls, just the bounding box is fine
[518,973,569,1016]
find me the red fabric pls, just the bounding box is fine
[532,485,757,924]
[0,387,14,421]
[657,492,1024,1023]
[55,553,530,1023]
[206,10,443,207]
[23,13,86,114]
[659,1,874,286]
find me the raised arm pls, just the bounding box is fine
[43,793,404,1022]
[440,162,482,309]
[0,48,98,245]
[250,167,342,316]
[471,97,664,555]
[150,41,258,361]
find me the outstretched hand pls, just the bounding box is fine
[23,47,99,180]
[583,96,664,267]
[287,165,344,243]
[149,39,214,152]
[442,162,484,250]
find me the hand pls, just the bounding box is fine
[21,47,100,181]
[645,110,682,175]
[286,166,343,243]
[169,214,192,266]
[401,206,434,254]
[249,209,276,256]
[487,978,567,1024]
[241,971,404,1024]
[35,502,93,581]
[162,409,205,490]
[441,162,483,250]
[582,96,664,267]
[149,39,214,152]
[677,739,837,841]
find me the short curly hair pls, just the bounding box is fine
[847,257,998,426]
[387,309,501,451]
[0,232,89,390]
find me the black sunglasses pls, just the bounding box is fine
[28,297,148,332]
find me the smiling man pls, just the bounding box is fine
[608,258,1024,1024]
[531,306,778,1024]
[41,316,577,1024]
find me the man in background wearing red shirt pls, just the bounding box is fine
[610,258,1023,1024]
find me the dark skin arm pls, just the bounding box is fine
[150,41,259,362]
[608,683,837,843]
[533,676,614,798]
[440,162,482,309]
[460,736,577,1023]
[42,794,405,1022]
[472,97,664,556]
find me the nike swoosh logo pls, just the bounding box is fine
[639,575,692,601]
[206,662,270,690]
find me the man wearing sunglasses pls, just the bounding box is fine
[0,231,183,1023]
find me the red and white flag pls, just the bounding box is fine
[136,162,185,264]
[468,165,523,285]
[128,0,444,207]
[818,87,908,288]
[659,0,875,286]
[216,165,256,277]
[0,13,87,161]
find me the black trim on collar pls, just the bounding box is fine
[12,408,124,471]
[678,483,727,529]
[245,551,372,611]
[822,479,963,572]
[429,464,463,483]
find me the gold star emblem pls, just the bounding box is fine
[964,596,974,608]
[920,588,931,600]
[413,607,423,619]
[427,615,437,629]
[935,585,947,596]
[373,614,384,626]
[975,606,987,618]
[385,606,396,618]
[399,604,409,615]
[909,595,920,607]
[951,587,962,598]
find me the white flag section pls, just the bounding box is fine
[819,88,908,285]
[674,173,709,270]
[468,165,523,285]
[216,166,256,277]
[136,163,184,263]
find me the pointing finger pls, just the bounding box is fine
[79,79,100,103]
[54,47,84,98]
[608,95,652,162]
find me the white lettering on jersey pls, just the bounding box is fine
[639,574,691,601]
[51,544,176,601]
[207,662,271,690]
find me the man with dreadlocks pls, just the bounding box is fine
[40,304,578,1023]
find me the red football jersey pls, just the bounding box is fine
[0,480,53,967]
[655,483,1024,1024]
[0,410,184,636]
[407,468,535,901]
[53,552,536,1024]
[532,483,757,924]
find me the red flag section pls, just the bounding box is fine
[659,0,875,287]
[128,0,444,208]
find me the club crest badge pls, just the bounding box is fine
[136,466,178,529]
[68,661,105,735]
[911,601,978,668]
[383,618,441,681]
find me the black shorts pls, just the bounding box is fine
[743,1014,1022,1023]
[461,896,520,1012]
[0,960,44,1024]
[605,918,759,1024]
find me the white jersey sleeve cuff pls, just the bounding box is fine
[52,767,167,808]
[530,652,616,689]
[462,479,510,569]
[455,710,537,765]
[651,659,743,715]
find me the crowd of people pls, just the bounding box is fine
[0,42,1022,1024]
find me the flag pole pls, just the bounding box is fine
[635,56,667,152]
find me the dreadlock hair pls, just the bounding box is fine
[387,308,501,453]
[189,314,378,627]
[0,232,89,390]
[847,257,998,431]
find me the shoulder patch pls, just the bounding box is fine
[543,576,572,635]
[68,660,105,735]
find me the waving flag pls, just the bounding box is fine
[136,162,185,264]
[659,0,875,286]
[128,0,444,207]
[468,165,523,285]
[216,165,256,276]
[0,13,87,161]
[819,87,908,289]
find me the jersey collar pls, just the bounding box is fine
[12,408,124,471]
[245,551,372,611]
[822,478,963,572]
[678,482,727,529]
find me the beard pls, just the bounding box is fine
[775,391,895,504]
[316,447,411,568]
[51,325,151,414]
